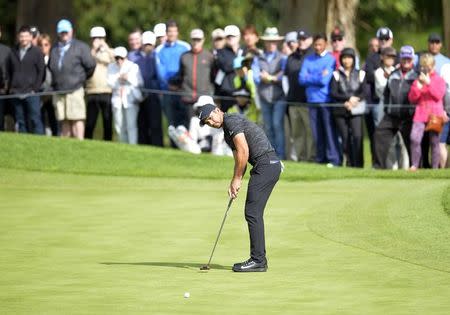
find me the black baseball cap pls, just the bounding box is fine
[428,33,442,42]
[198,104,217,126]
[330,27,344,41]
[297,29,311,40]
[233,88,251,98]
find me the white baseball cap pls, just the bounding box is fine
[142,31,156,45]
[224,25,240,37]
[190,29,204,39]
[193,95,215,108]
[211,28,225,40]
[113,46,128,58]
[153,23,166,37]
[90,26,106,38]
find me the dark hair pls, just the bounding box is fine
[18,25,32,34]
[313,33,327,42]
[242,25,258,37]
[166,20,178,29]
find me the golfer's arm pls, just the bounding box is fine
[232,133,249,179]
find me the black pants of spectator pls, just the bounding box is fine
[373,114,412,169]
[245,151,281,264]
[138,96,163,146]
[85,93,113,140]
[0,98,5,131]
[335,114,364,168]
[365,110,376,165]
[40,97,58,136]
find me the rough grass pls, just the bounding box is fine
[1,133,450,181]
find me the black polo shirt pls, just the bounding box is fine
[222,113,274,165]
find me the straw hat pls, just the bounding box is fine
[260,27,284,41]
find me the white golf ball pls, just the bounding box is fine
[184,292,190,298]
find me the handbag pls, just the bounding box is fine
[425,114,444,133]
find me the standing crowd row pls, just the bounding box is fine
[0,19,449,170]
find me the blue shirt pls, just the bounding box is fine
[299,51,336,103]
[155,40,190,90]
[128,50,143,64]
[135,51,159,89]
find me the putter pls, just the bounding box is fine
[200,198,233,270]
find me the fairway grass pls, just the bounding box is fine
[1,133,450,314]
[1,167,450,314]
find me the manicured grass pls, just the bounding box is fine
[1,133,449,314]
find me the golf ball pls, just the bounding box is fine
[184,292,190,298]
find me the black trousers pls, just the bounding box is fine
[245,151,281,264]
[41,97,58,136]
[373,114,412,169]
[85,93,113,140]
[334,114,364,168]
[138,96,163,146]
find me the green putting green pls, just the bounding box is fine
[0,134,450,314]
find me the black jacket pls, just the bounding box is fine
[383,68,418,118]
[284,46,313,103]
[330,67,366,116]
[49,38,96,91]
[7,45,45,94]
[364,50,399,102]
[0,43,11,94]
[214,46,242,95]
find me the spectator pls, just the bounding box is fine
[211,28,226,55]
[284,29,315,162]
[242,25,262,57]
[408,53,446,170]
[439,62,450,167]
[30,26,40,46]
[299,33,341,167]
[373,46,417,169]
[0,25,11,131]
[215,25,243,112]
[228,88,260,122]
[189,95,217,152]
[364,27,397,165]
[153,23,167,47]
[107,46,143,144]
[330,26,345,69]
[232,56,260,123]
[127,29,142,63]
[330,48,366,167]
[85,26,114,141]
[416,34,450,168]
[283,31,298,56]
[49,19,96,139]
[254,27,287,159]
[37,33,58,136]
[7,25,45,134]
[374,47,397,125]
[368,37,380,54]
[136,31,163,146]
[177,28,214,127]
[155,20,190,127]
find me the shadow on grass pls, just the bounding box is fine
[100,261,231,270]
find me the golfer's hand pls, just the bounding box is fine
[228,178,241,199]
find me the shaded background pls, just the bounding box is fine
[0,0,447,59]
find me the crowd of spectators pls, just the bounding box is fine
[0,19,449,170]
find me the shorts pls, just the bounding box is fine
[53,87,86,121]
[440,121,450,144]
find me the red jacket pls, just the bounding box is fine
[408,71,446,123]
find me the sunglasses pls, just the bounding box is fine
[429,40,441,44]
[332,37,343,42]
[115,56,124,61]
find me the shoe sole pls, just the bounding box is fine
[232,266,268,272]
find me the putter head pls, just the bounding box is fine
[200,265,210,271]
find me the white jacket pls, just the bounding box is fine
[374,66,396,100]
[107,59,144,108]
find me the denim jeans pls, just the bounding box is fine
[11,95,44,134]
[260,98,287,159]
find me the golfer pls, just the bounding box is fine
[199,103,282,272]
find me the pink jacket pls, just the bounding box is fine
[408,71,446,123]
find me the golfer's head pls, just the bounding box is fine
[198,104,222,128]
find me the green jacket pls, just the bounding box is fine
[232,69,261,124]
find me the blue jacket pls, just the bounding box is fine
[299,52,336,103]
[155,40,190,90]
[136,51,159,90]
